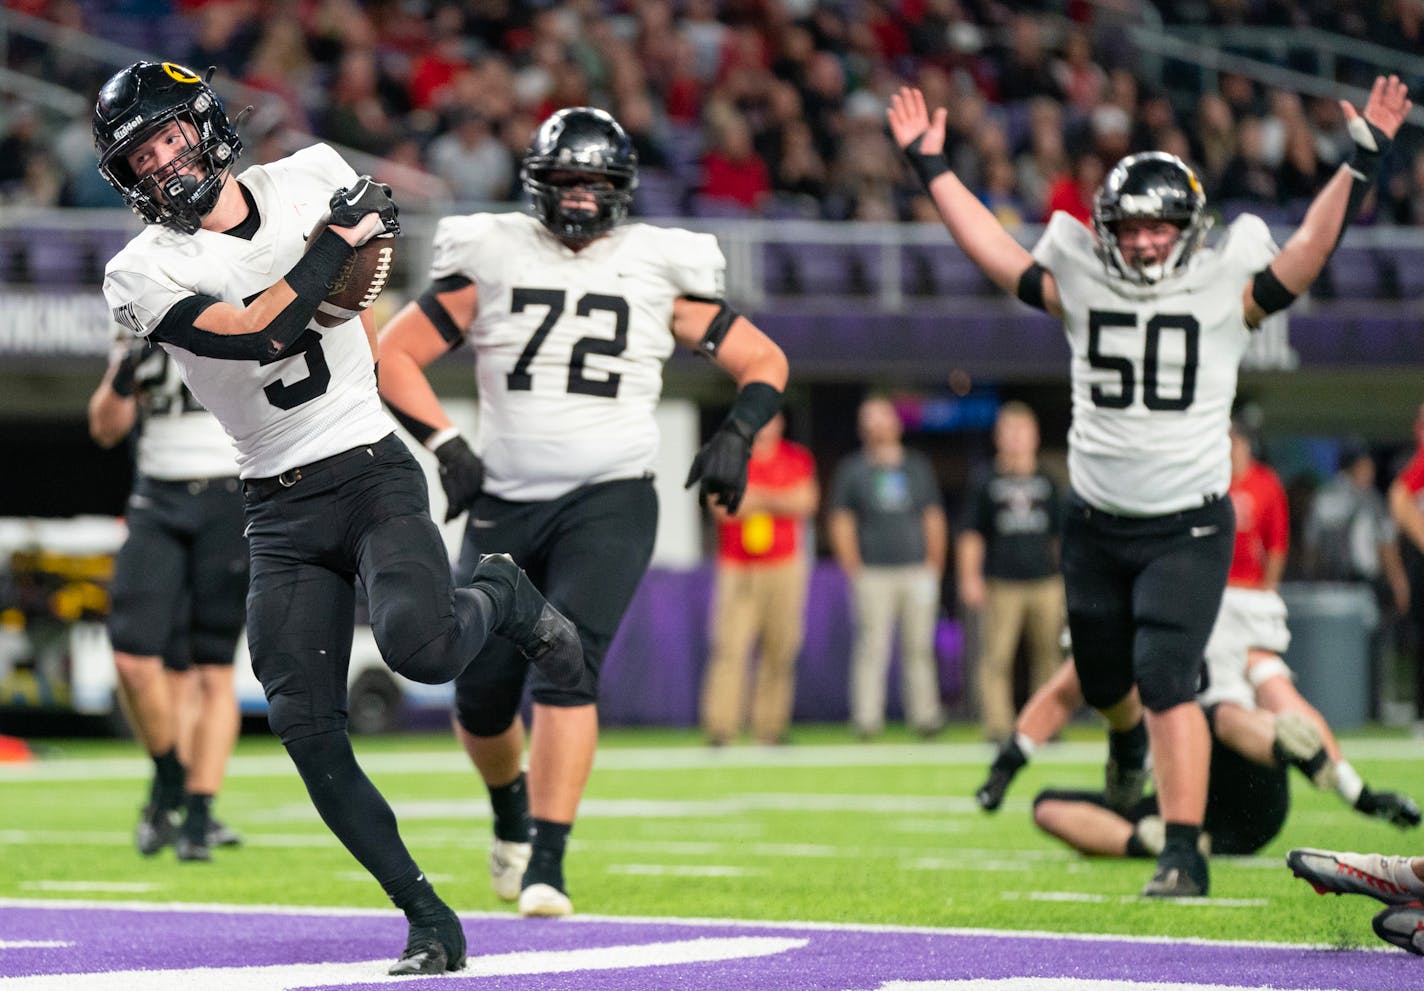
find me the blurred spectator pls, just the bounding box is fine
[0,105,43,193]
[184,0,261,76]
[426,109,513,205]
[700,414,818,747]
[1192,93,1237,188]
[996,14,1061,103]
[1041,150,1103,225]
[957,402,1063,742]
[1215,117,1279,203]
[321,48,405,155]
[240,17,316,133]
[1052,29,1106,115]
[700,108,771,212]
[828,397,948,740]
[1389,403,1424,729]
[1278,121,1327,203]
[407,9,471,112]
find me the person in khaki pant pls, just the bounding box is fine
[828,397,948,738]
[958,401,1064,742]
[700,414,819,745]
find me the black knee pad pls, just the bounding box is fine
[1135,649,1201,712]
[453,642,528,737]
[191,628,240,667]
[1075,658,1134,711]
[267,687,344,745]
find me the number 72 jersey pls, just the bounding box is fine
[430,212,726,501]
[1033,212,1279,516]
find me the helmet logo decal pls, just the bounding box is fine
[112,116,145,141]
[1119,192,1163,215]
[162,63,201,83]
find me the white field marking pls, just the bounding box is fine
[907,857,1043,873]
[1009,892,1269,909]
[0,936,809,990]
[0,830,335,849]
[19,881,159,893]
[892,818,979,834]
[0,897,1393,954]
[606,864,756,877]
[7,736,1421,783]
[0,941,71,949]
[870,982,1360,991]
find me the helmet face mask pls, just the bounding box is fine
[93,61,242,234]
[1092,151,1210,286]
[522,107,638,245]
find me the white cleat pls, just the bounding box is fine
[489,840,531,902]
[1373,902,1424,955]
[519,882,573,918]
[1287,848,1422,905]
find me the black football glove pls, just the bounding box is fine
[685,418,754,513]
[1356,786,1423,829]
[433,435,483,523]
[328,176,400,243]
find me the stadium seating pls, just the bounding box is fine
[902,244,995,298]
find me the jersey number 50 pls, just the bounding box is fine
[1087,310,1199,411]
[506,288,629,398]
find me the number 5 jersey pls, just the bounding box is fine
[101,144,395,479]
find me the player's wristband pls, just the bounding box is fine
[725,381,782,437]
[110,352,138,397]
[286,229,355,302]
[902,132,950,191]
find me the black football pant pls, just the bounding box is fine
[243,432,496,897]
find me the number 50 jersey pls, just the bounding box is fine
[101,144,395,479]
[430,212,725,501]
[1033,212,1278,516]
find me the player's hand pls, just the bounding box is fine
[328,176,401,246]
[433,434,484,523]
[886,86,946,153]
[1343,74,1413,142]
[1356,786,1423,829]
[685,420,753,513]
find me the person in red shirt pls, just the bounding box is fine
[1388,401,1424,727]
[700,413,819,745]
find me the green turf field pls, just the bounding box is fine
[3,723,1422,949]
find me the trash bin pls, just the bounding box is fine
[1279,582,1378,730]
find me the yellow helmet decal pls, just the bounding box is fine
[161,62,201,84]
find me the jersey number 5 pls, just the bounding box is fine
[506,288,629,398]
[1087,310,1199,411]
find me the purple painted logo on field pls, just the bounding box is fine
[0,902,1416,990]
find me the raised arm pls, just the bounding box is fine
[887,86,1062,317]
[1243,75,1412,327]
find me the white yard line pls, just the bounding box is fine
[6,737,1421,782]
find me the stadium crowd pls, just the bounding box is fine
[4,0,1423,224]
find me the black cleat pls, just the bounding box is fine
[175,835,212,862]
[206,818,243,848]
[135,804,180,857]
[473,553,583,690]
[1142,849,1209,898]
[975,766,1015,812]
[388,908,467,976]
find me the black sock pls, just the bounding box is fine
[488,772,531,843]
[151,747,185,809]
[525,818,571,891]
[386,868,448,924]
[1108,720,1148,770]
[992,738,1028,775]
[1162,821,1202,859]
[182,792,213,843]
[1273,739,1332,781]
[1125,831,1153,858]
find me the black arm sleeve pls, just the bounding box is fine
[416,284,470,350]
[385,401,439,445]
[682,295,741,358]
[1015,263,1048,311]
[152,229,354,360]
[1250,266,1297,317]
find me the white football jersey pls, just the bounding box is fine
[125,340,239,481]
[430,212,725,501]
[102,144,395,479]
[1033,213,1278,515]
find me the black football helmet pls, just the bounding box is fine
[93,61,243,234]
[1092,151,1210,285]
[521,107,638,244]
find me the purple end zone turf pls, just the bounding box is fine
[0,903,1416,990]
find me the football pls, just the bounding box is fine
[314,234,396,328]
